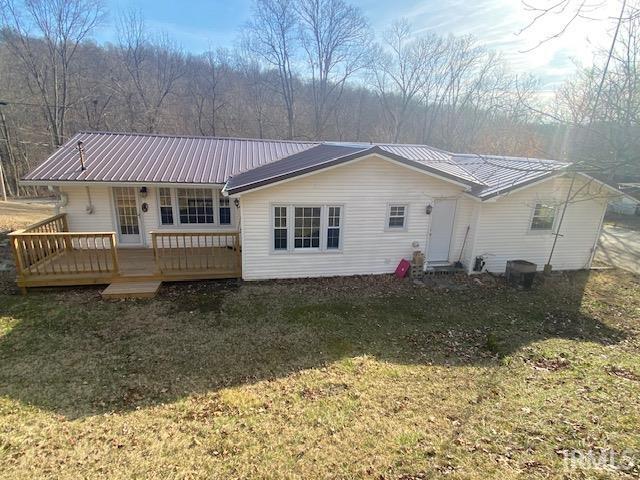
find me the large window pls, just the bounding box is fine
[157,187,232,226]
[159,188,174,225]
[177,188,214,224]
[294,207,321,248]
[273,205,342,252]
[387,204,407,229]
[530,203,556,231]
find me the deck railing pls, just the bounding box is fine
[9,213,120,280]
[151,231,241,275]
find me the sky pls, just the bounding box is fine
[94,0,622,92]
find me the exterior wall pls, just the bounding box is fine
[239,155,469,280]
[60,185,115,233]
[60,185,239,247]
[471,176,608,273]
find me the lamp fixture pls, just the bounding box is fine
[234,198,240,208]
[139,186,148,197]
[426,204,433,215]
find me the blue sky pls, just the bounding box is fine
[95,0,620,92]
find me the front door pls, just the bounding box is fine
[427,198,457,264]
[113,187,142,245]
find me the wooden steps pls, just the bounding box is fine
[101,280,162,299]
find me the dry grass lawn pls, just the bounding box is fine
[0,200,54,232]
[0,268,639,479]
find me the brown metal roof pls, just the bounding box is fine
[23,131,319,184]
[23,131,580,201]
[225,144,484,194]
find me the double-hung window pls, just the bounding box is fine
[159,188,174,225]
[326,206,341,249]
[274,206,288,250]
[387,204,407,229]
[219,193,231,225]
[530,202,556,231]
[273,205,342,252]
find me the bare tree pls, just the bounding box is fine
[296,0,371,138]
[372,20,437,142]
[188,48,230,137]
[0,0,104,146]
[114,11,185,133]
[244,0,298,139]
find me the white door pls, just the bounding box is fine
[113,187,142,245]
[427,198,457,263]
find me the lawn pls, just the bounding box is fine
[0,269,639,479]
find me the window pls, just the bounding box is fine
[159,188,174,225]
[327,206,341,249]
[273,205,343,252]
[388,204,407,229]
[177,188,214,224]
[219,193,231,225]
[294,207,321,248]
[530,203,556,231]
[274,206,288,250]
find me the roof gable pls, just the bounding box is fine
[224,145,484,195]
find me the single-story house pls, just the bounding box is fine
[10,131,633,295]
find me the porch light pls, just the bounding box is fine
[234,198,240,208]
[139,186,148,197]
[426,204,433,215]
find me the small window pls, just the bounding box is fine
[274,206,288,250]
[530,203,556,231]
[388,204,406,229]
[219,194,231,225]
[159,188,174,225]
[294,207,321,248]
[177,188,214,224]
[327,206,341,249]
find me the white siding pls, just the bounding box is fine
[471,176,608,273]
[240,154,467,280]
[60,185,115,233]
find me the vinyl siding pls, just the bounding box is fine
[472,176,608,273]
[60,185,115,233]
[239,154,467,280]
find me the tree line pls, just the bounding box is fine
[0,0,638,196]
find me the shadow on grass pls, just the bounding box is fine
[0,272,627,418]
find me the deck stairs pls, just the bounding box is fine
[101,280,162,299]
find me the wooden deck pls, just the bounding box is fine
[9,214,242,293]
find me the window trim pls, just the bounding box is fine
[528,201,559,234]
[385,203,409,231]
[270,203,344,254]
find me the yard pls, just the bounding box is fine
[0,203,639,478]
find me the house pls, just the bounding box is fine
[10,131,632,295]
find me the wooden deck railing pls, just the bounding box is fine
[151,231,241,275]
[9,213,120,281]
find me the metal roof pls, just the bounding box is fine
[23,131,318,185]
[452,154,569,199]
[23,131,582,201]
[225,144,484,194]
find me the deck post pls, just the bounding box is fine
[110,234,120,274]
